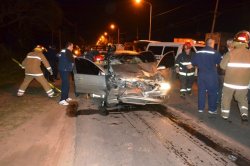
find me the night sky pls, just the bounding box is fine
[1,0,249,59]
[56,0,250,44]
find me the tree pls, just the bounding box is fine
[0,0,62,31]
[0,0,62,51]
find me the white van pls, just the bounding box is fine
[146,41,204,60]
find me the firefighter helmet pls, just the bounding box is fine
[183,42,192,49]
[233,30,250,43]
[34,45,47,52]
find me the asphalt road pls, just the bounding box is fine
[73,97,236,166]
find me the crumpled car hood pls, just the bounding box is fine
[110,62,171,81]
[111,62,157,79]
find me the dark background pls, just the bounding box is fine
[58,0,250,43]
[1,0,250,57]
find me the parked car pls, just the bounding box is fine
[146,41,204,60]
[93,53,105,63]
[134,40,160,52]
[73,50,173,115]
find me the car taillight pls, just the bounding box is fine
[93,55,104,62]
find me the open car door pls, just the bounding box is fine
[157,51,175,69]
[156,51,175,81]
[73,58,107,97]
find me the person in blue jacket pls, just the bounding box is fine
[189,38,222,114]
[58,42,74,105]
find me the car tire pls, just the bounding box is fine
[99,106,109,116]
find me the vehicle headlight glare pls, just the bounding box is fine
[160,82,171,90]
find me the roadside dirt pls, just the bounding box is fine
[0,81,75,166]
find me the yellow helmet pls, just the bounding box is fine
[34,45,47,52]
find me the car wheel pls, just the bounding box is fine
[99,106,109,116]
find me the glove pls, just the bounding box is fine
[175,67,179,73]
[48,69,53,75]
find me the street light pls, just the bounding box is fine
[135,0,152,40]
[110,24,120,44]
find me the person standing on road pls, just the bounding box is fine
[58,42,74,106]
[17,45,58,98]
[175,42,195,97]
[217,39,234,104]
[220,31,250,121]
[44,45,59,82]
[189,38,222,114]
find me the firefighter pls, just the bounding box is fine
[17,45,57,98]
[175,42,195,97]
[220,30,250,121]
[217,39,234,104]
[190,38,222,114]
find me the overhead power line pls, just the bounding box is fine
[153,0,198,18]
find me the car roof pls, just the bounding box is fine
[114,50,139,55]
[134,40,161,43]
[147,41,205,47]
[147,42,183,47]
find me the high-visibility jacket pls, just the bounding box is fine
[175,52,195,76]
[22,51,51,76]
[220,45,250,89]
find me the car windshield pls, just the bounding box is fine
[110,51,156,65]
[111,53,141,64]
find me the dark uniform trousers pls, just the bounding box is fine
[59,71,71,101]
[179,74,194,94]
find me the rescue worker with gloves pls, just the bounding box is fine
[220,30,250,121]
[17,45,58,98]
[190,38,222,114]
[175,42,195,97]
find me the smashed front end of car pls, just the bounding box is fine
[105,71,171,106]
[73,50,173,115]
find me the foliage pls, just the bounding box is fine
[0,0,62,30]
[0,0,63,50]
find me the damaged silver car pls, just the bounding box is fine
[73,50,174,115]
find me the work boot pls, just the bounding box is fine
[180,92,185,98]
[17,89,25,97]
[221,111,229,120]
[187,91,192,96]
[49,93,59,98]
[17,92,24,97]
[241,113,248,121]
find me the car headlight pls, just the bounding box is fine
[159,82,171,90]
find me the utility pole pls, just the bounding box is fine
[148,2,152,40]
[59,29,62,50]
[136,25,139,40]
[211,0,219,33]
[118,28,120,44]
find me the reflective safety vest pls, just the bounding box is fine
[175,52,195,76]
[220,46,250,89]
[22,51,51,77]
